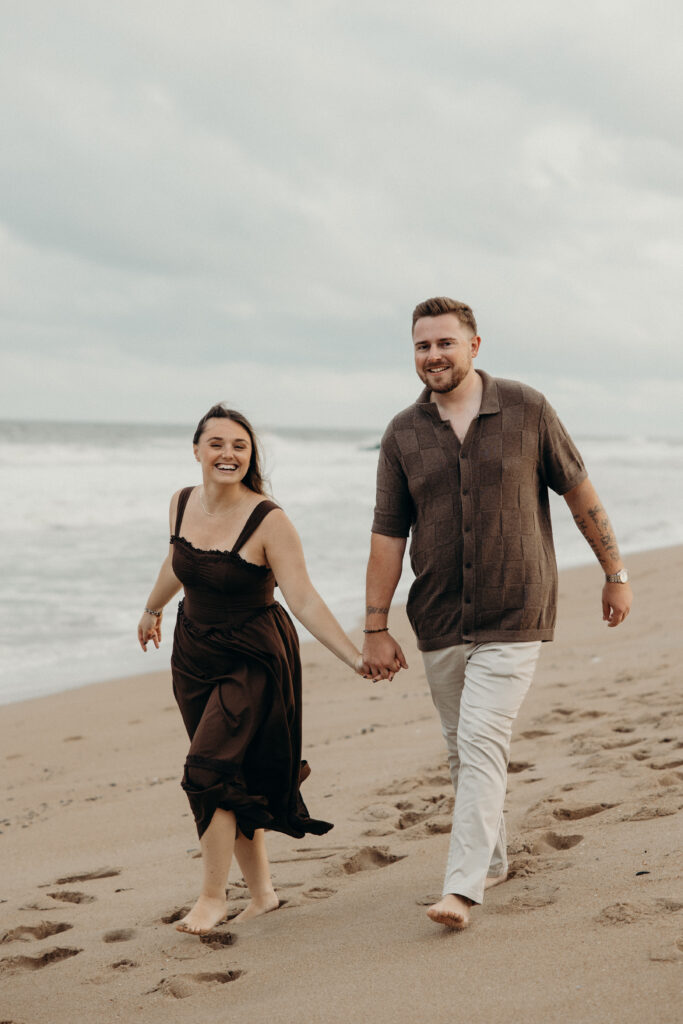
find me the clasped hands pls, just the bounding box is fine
[357,631,409,683]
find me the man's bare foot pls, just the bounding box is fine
[484,871,508,891]
[175,894,227,935]
[231,893,279,924]
[426,893,471,930]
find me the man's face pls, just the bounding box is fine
[413,313,481,393]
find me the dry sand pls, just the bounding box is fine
[1,547,682,1023]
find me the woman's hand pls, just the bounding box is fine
[355,652,394,682]
[354,653,369,676]
[138,610,163,651]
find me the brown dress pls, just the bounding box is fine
[170,486,333,841]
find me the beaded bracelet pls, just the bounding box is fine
[363,627,389,633]
[145,607,163,617]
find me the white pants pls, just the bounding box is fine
[422,641,541,905]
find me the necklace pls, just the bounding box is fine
[199,487,251,518]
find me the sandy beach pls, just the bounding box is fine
[1,546,682,1024]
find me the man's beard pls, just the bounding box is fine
[419,362,469,393]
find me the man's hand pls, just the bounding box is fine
[602,581,633,627]
[362,631,408,681]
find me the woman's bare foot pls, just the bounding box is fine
[175,894,228,935]
[231,892,279,924]
[484,871,508,891]
[426,893,471,930]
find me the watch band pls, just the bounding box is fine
[605,568,628,584]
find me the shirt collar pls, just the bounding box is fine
[415,370,500,417]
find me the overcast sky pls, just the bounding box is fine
[1,1,681,435]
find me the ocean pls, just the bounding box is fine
[1,420,681,706]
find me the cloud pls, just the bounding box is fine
[1,1,681,433]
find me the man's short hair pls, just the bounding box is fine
[412,296,478,335]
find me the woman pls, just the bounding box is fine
[138,404,369,936]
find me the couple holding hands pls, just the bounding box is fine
[138,296,632,935]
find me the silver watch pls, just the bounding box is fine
[605,568,628,584]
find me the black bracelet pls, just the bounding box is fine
[363,627,389,634]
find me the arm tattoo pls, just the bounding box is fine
[587,504,621,562]
[572,513,601,560]
[573,505,621,569]
[366,605,390,615]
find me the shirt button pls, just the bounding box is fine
[464,525,471,533]
[461,451,467,459]
[465,597,471,604]
[462,489,469,496]
[465,562,472,569]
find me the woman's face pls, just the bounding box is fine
[194,418,253,486]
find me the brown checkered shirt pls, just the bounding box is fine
[371,371,587,650]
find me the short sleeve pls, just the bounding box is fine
[539,400,587,495]
[371,427,413,538]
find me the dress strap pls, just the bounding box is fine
[173,487,195,537]
[231,500,280,555]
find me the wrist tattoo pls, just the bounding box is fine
[366,605,390,615]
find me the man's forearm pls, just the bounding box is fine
[365,533,407,628]
[563,478,623,573]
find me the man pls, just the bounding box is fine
[362,296,633,930]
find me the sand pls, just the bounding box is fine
[1,547,682,1024]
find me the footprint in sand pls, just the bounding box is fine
[199,931,235,949]
[159,906,192,924]
[326,846,407,877]
[627,804,680,821]
[53,868,121,884]
[596,899,683,926]
[523,797,616,829]
[269,846,346,864]
[493,884,560,914]
[0,947,81,975]
[355,803,396,823]
[376,778,422,797]
[552,802,617,821]
[415,893,442,906]
[396,809,433,829]
[303,887,337,900]
[648,757,683,771]
[648,936,683,963]
[519,730,555,740]
[394,794,453,827]
[533,830,584,852]
[111,958,139,970]
[420,774,452,787]
[48,891,96,905]
[1,922,73,944]
[600,736,643,750]
[152,970,243,999]
[508,761,535,774]
[102,929,136,943]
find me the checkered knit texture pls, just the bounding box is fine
[372,372,587,650]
